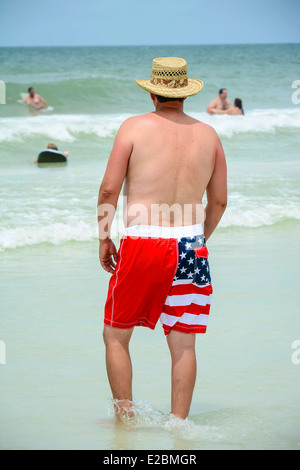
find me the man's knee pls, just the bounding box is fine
[102,324,133,349]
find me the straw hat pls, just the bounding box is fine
[136,57,203,98]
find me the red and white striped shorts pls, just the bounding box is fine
[104,224,213,335]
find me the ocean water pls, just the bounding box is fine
[0,44,300,450]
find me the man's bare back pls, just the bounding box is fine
[123,108,219,226]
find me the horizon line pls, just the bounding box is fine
[0,41,299,48]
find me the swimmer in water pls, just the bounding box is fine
[23,87,48,110]
[45,143,69,157]
[211,98,245,115]
[206,88,231,114]
[35,143,69,163]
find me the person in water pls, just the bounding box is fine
[211,98,244,115]
[23,87,48,110]
[45,143,69,157]
[206,88,231,114]
[97,57,227,421]
[35,143,69,163]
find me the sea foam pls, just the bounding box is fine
[1,108,300,143]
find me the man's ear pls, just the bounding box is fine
[150,93,156,103]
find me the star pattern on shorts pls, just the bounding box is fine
[174,235,211,286]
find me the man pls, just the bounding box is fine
[97,57,227,421]
[206,88,231,114]
[23,87,48,110]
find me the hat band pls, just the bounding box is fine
[150,75,188,89]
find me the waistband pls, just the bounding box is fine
[124,223,204,239]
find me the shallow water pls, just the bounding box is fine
[1,227,299,449]
[0,44,300,449]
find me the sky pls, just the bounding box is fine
[0,0,299,47]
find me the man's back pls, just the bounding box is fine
[123,109,219,226]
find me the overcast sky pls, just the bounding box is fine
[0,0,299,47]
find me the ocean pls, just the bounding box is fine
[0,44,300,450]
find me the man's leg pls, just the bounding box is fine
[103,324,134,418]
[167,330,197,420]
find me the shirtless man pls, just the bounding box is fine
[211,98,244,116]
[206,88,231,114]
[23,87,48,110]
[97,58,227,421]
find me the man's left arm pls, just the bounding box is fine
[97,119,133,273]
[38,95,48,108]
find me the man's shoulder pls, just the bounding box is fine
[208,97,218,105]
[191,117,219,135]
[122,112,154,125]
[119,113,156,131]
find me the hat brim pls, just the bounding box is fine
[135,78,203,98]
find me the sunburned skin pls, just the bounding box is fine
[99,95,227,229]
[122,111,217,226]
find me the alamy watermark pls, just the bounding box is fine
[97,198,206,240]
[0,80,5,104]
[0,340,6,365]
[291,80,300,105]
[291,340,300,365]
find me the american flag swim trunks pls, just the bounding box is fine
[104,224,213,335]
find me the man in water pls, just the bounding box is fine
[206,88,231,114]
[211,98,244,116]
[23,87,48,110]
[97,58,227,420]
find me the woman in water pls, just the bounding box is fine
[211,98,244,115]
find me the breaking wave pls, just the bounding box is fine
[1,108,300,143]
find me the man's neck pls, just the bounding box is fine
[155,102,184,113]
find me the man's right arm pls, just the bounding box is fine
[97,118,134,273]
[206,98,217,114]
[204,134,227,241]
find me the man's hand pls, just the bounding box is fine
[99,239,118,274]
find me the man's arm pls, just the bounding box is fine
[97,119,133,273]
[211,107,233,115]
[38,95,48,108]
[206,98,217,114]
[204,135,227,241]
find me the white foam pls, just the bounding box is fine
[191,108,300,137]
[106,397,222,441]
[0,201,298,251]
[1,108,300,143]
[220,202,300,228]
[0,113,133,143]
[0,198,299,251]
[0,221,96,250]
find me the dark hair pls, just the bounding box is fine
[154,94,185,103]
[219,88,227,95]
[28,87,33,93]
[234,98,244,115]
